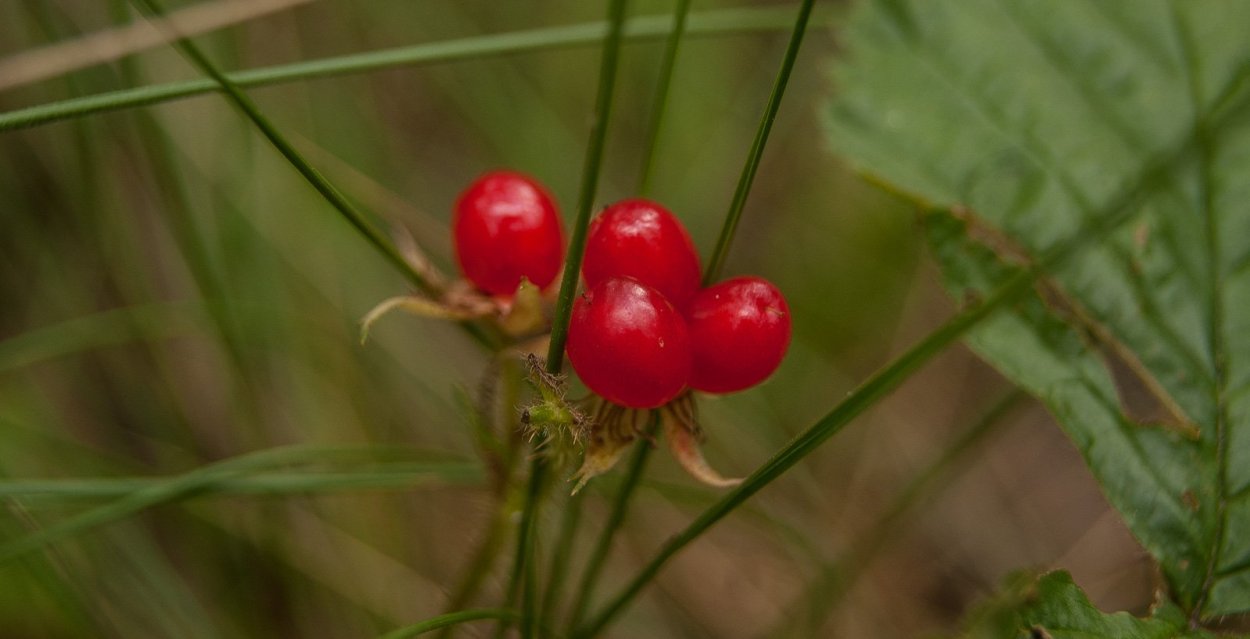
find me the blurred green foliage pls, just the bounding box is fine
[0,1,1171,637]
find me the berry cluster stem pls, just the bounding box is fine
[501,1,632,637]
[544,0,632,377]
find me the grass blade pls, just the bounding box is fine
[538,488,583,627]
[701,0,815,284]
[0,445,408,563]
[637,0,693,196]
[0,461,483,502]
[543,0,631,376]
[0,5,836,133]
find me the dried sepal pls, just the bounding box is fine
[570,402,650,494]
[498,278,546,336]
[662,394,743,488]
[360,295,481,343]
[362,277,549,343]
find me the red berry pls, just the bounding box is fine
[581,199,701,309]
[453,170,564,297]
[686,276,791,394]
[567,277,692,409]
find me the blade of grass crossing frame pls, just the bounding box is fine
[0,445,414,563]
[544,0,631,376]
[637,0,692,196]
[538,488,583,627]
[0,462,484,501]
[702,0,814,284]
[0,6,838,133]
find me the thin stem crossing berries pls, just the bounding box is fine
[454,170,565,297]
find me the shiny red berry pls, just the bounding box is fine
[567,277,692,409]
[453,170,564,297]
[581,199,701,309]
[686,276,791,394]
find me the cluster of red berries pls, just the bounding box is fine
[453,170,792,410]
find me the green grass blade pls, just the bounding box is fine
[0,461,483,502]
[0,301,203,373]
[376,609,519,639]
[538,488,583,628]
[566,417,657,631]
[544,0,631,376]
[572,119,1224,636]
[0,445,409,563]
[637,0,693,196]
[702,0,815,284]
[496,459,549,639]
[0,6,835,133]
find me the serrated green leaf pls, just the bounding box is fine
[956,571,1213,639]
[827,0,1250,621]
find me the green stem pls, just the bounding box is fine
[376,609,518,639]
[702,0,815,284]
[566,417,659,632]
[520,461,549,639]
[538,489,584,627]
[0,463,483,501]
[0,445,400,563]
[544,0,631,377]
[637,0,693,196]
[498,1,633,635]
[494,459,549,639]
